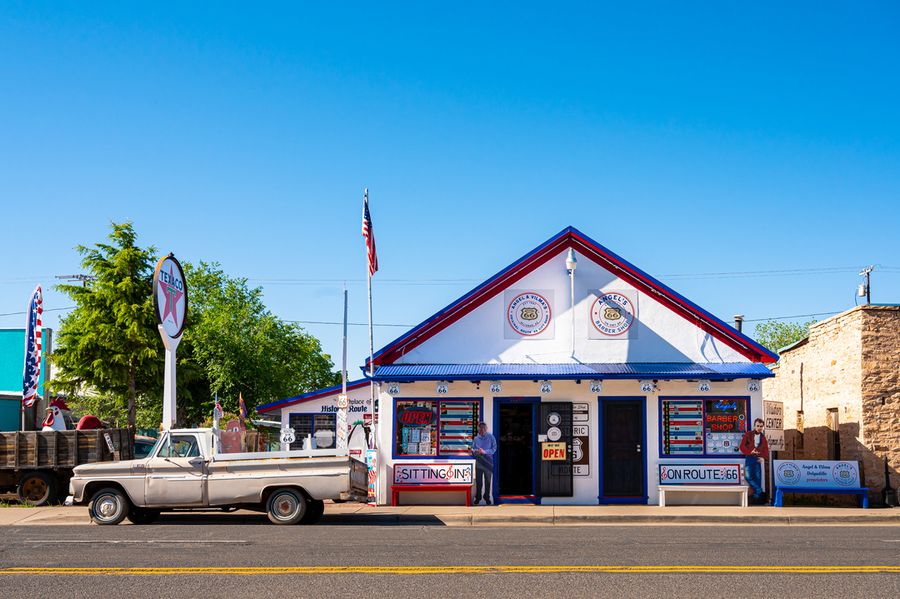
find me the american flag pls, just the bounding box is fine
[361,189,378,277]
[238,393,247,423]
[22,286,43,408]
[213,394,224,422]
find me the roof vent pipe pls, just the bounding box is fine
[733,315,744,332]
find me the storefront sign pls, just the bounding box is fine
[764,400,785,451]
[773,460,860,489]
[541,442,566,460]
[504,290,555,338]
[658,463,743,485]
[572,403,590,476]
[589,291,638,339]
[153,254,188,339]
[393,461,475,485]
[398,407,434,426]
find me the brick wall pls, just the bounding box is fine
[763,306,900,505]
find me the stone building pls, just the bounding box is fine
[763,305,900,505]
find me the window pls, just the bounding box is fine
[660,398,748,457]
[289,413,336,449]
[395,399,480,457]
[827,408,840,460]
[157,435,200,458]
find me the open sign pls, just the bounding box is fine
[398,407,434,426]
[542,442,566,461]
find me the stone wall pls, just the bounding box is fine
[763,306,900,505]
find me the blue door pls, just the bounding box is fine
[598,397,648,504]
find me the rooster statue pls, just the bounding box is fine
[41,396,70,431]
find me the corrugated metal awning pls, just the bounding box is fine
[370,362,773,381]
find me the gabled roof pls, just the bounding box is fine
[255,379,369,414]
[371,362,774,381]
[369,226,778,367]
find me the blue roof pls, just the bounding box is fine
[256,378,369,414]
[370,363,773,381]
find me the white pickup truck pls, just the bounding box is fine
[67,428,367,525]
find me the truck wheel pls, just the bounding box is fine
[88,488,129,525]
[300,499,325,524]
[266,489,306,525]
[17,472,58,506]
[126,508,160,525]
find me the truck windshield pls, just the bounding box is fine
[156,435,201,458]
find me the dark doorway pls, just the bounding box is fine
[498,403,535,497]
[601,399,645,500]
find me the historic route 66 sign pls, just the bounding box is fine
[337,394,349,409]
[540,381,552,394]
[436,382,449,394]
[747,380,761,393]
[280,428,296,445]
[640,381,656,393]
[698,380,711,392]
[589,380,602,393]
[489,381,502,394]
[387,383,401,395]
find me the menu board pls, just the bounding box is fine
[662,400,703,455]
[439,402,478,455]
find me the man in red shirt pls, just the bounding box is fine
[740,418,770,504]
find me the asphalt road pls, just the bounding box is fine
[2,521,899,598]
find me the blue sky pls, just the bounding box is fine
[1,2,899,382]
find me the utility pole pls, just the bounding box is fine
[858,266,874,305]
[55,274,96,287]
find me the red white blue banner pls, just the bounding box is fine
[22,286,43,408]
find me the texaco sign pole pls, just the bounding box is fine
[153,254,188,430]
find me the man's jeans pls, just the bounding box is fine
[745,457,763,497]
[475,460,493,503]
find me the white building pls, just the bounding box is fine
[263,226,777,505]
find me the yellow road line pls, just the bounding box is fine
[0,566,898,575]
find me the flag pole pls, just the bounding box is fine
[365,188,376,450]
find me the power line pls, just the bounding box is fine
[0,306,76,318]
[284,319,413,328]
[742,311,840,323]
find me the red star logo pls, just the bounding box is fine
[160,265,184,328]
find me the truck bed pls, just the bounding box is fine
[0,429,133,470]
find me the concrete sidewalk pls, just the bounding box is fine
[2,503,900,526]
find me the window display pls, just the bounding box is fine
[288,413,336,449]
[395,399,479,457]
[661,398,748,456]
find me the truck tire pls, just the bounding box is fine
[266,489,306,525]
[17,471,58,506]
[88,488,129,525]
[301,499,325,524]
[126,507,160,525]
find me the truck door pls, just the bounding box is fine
[145,433,206,506]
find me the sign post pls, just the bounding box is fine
[153,254,188,430]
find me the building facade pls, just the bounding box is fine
[762,305,900,505]
[262,227,777,505]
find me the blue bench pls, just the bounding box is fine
[774,486,870,508]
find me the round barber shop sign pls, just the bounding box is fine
[153,254,188,339]
[507,292,552,336]
[590,293,635,336]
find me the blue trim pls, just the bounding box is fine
[371,363,774,381]
[390,397,484,461]
[256,378,369,414]
[657,396,752,459]
[597,396,648,505]
[492,397,540,505]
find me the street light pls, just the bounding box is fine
[566,248,577,358]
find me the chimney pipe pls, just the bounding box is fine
[734,314,744,332]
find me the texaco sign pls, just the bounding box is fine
[153,254,188,339]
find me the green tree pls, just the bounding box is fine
[178,262,340,424]
[51,222,161,427]
[753,319,816,354]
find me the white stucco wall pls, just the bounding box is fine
[393,249,748,365]
[373,378,762,506]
